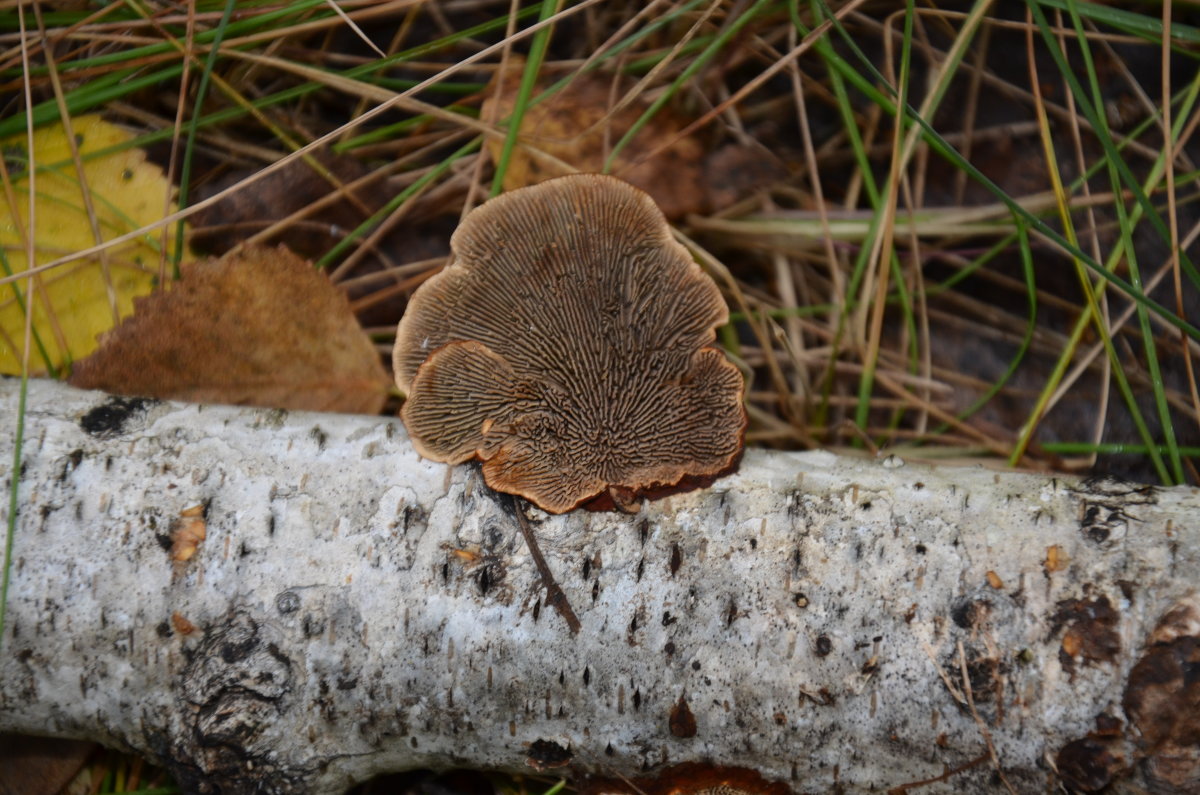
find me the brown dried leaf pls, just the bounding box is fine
[70,245,390,414]
[0,735,95,795]
[482,61,709,220]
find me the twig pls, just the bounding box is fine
[510,495,581,634]
[957,640,1017,795]
[886,751,990,794]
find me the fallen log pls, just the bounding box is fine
[1,377,1197,794]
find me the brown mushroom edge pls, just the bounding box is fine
[393,174,747,514]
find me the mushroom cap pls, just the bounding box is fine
[394,174,745,513]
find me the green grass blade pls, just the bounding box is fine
[315,137,483,270]
[489,0,562,197]
[0,248,57,376]
[603,0,776,174]
[812,0,1200,343]
[934,219,1038,433]
[1042,442,1200,457]
[852,0,916,437]
[1025,0,1200,293]
[172,0,237,272]
[0,3,538,142]
[1062,0,1183,481]
[1034,0,1200,50]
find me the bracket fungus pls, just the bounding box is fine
[393,174,746,513]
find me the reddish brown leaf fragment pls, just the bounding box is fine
[482,62,709,220]
[69,245,390,414]
[0,734,96,795]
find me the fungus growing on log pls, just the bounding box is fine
[393,174,745,513]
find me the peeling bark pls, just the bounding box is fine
[1,378,1198,794]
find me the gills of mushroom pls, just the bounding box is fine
[393,174,746,513]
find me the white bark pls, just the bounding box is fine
[1,377,1198,794]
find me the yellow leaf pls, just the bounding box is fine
[0,115,184,375]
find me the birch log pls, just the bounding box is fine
[1,377,1198,795]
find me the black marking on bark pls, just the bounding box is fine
[302,614,325,638]
[174,611,302,792]
[80,397,150,438]
[477,564,498,595]
[527,738,572,770]
[484,524,506,550]
[627,606,645,646]
[787,489,804,519]
[58,449,84,482]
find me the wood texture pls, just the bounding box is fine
[1,378,1197,794]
